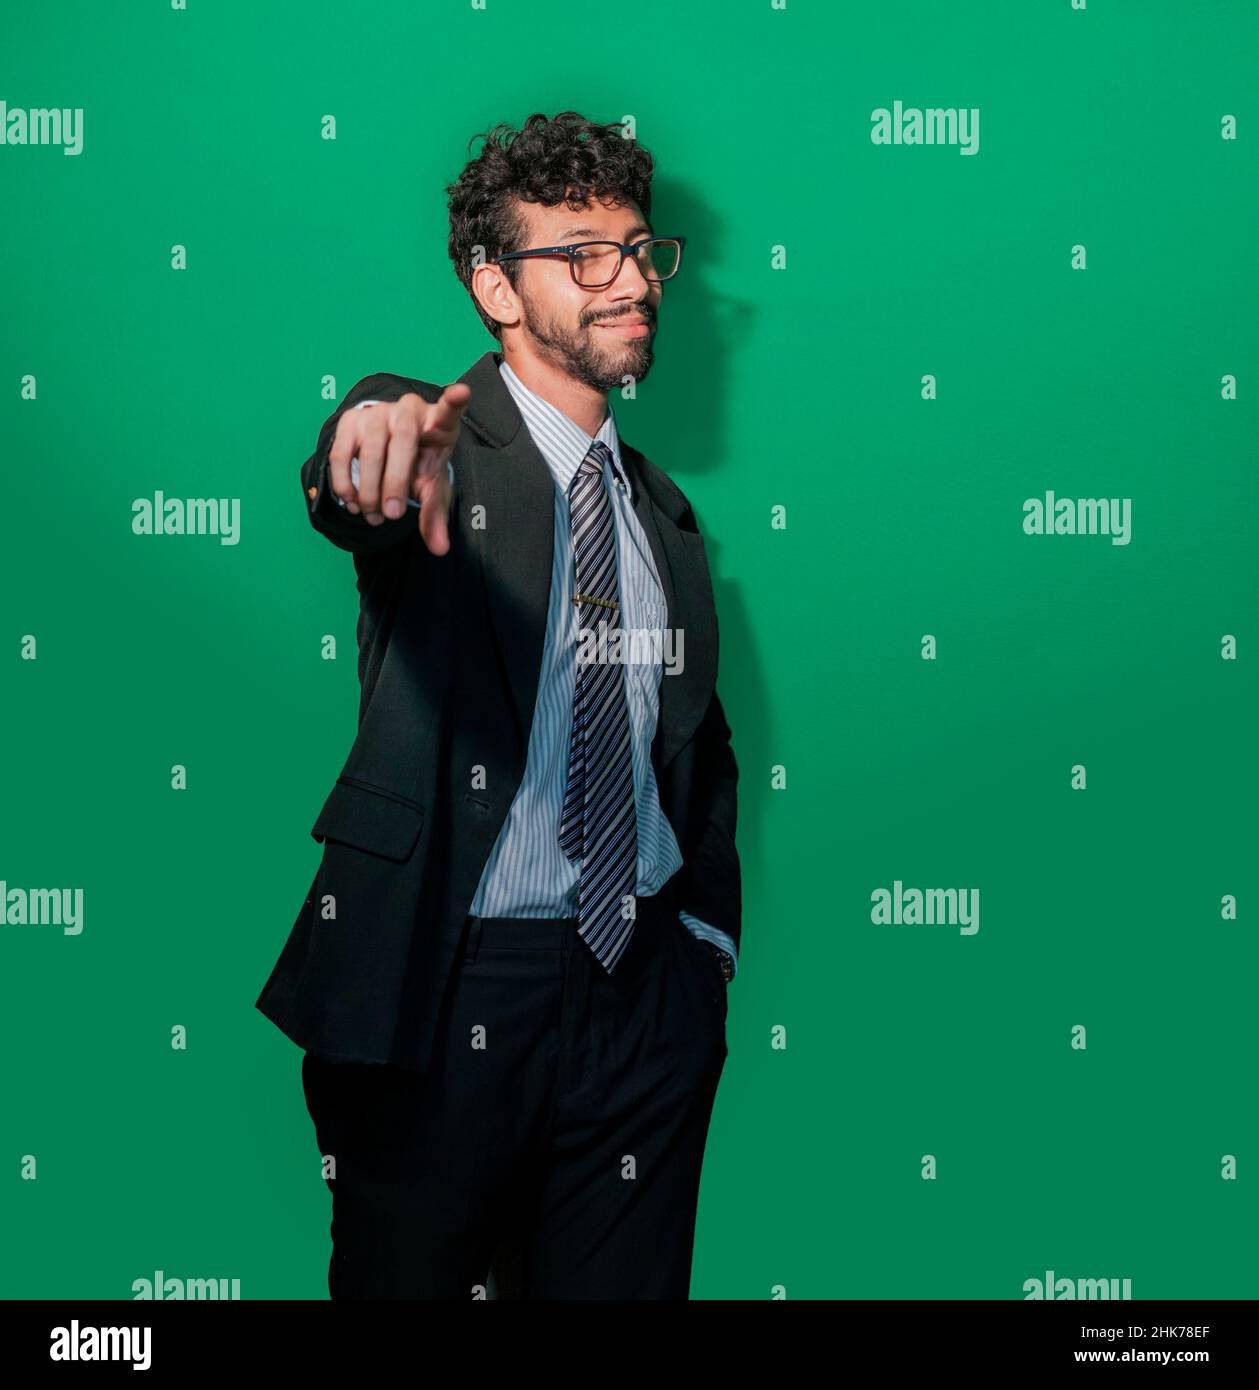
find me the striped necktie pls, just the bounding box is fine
[557,439,639,971]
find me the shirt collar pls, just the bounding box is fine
[498,357,631,501]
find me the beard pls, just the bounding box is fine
[520,289,656,393]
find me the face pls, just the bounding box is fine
[499,195,664,392]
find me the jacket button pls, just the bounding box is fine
[306,486,317,500]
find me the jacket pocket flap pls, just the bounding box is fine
[310,778,426,863]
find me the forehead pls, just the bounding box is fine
[519,195,650,242]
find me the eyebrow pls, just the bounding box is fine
[554,223,653,242]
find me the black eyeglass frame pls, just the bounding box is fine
[491,235,686,288]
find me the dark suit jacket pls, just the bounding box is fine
[255,348,740,1074]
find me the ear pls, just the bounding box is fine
[471,261,520,334]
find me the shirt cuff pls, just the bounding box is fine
[678,910,738,978]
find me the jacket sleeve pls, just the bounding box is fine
[301,372,435,555]
[676,685,741,956]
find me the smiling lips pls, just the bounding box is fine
[593,320,650,338]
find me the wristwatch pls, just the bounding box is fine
[702,941,735,983]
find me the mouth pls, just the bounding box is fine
[592,320,651,339]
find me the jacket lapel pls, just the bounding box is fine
[455,351,555,754]
[619,441,717,775]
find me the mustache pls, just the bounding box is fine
[586,307,654,327]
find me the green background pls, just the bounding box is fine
[2,0,1254,1299]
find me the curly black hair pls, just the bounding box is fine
[446,111,655,340]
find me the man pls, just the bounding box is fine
[255,110,740,1300]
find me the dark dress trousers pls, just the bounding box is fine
[255,349,741,1297]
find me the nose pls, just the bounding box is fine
[605,249,653,296]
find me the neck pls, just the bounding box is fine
[501,343,608,437]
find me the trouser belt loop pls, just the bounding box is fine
[464,914,484,965]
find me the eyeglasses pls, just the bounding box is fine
[492,236,686,289]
